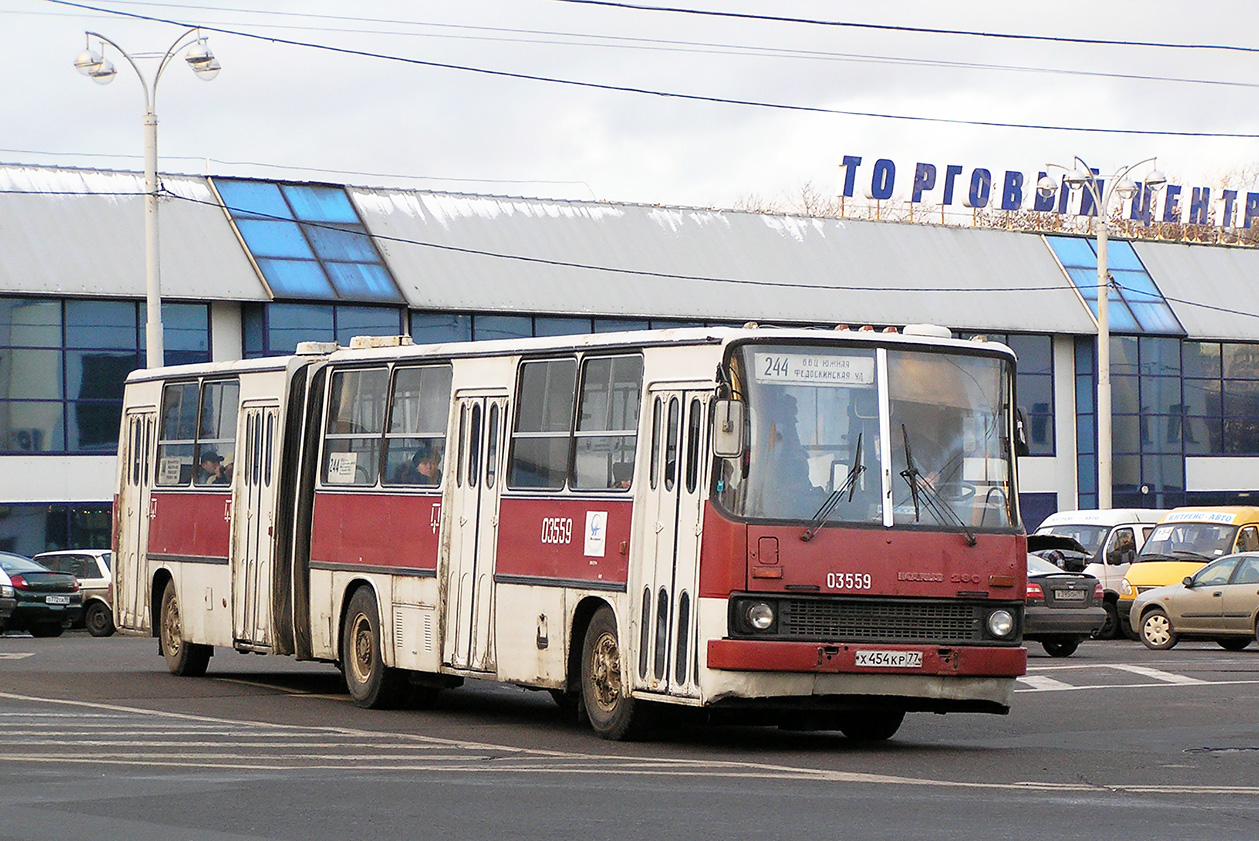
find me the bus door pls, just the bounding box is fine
[633,387,708,697]
[443,391,508,673]
[232,402,281,649]
[118,409,157,631]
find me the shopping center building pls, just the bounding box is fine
[2,162,1259,554]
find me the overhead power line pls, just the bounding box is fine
[41,0,1259,139]
[21,1,1258,91]
[544,0,1259,56]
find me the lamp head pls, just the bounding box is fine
[1144,169,1168,193]
[1115,178,1138,201]
[185,39,221,81]
[1064,168,1090,190]
[74,48,102,75]
[1036,175,1057,200]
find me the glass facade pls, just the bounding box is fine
[1047,235,1184,335]
[214,178,404,303]
[0,298,210,454]
[410,312,723,345]
[243,303,405,357]
[0,503,111,556]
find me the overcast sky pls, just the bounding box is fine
[3,0,1258,210]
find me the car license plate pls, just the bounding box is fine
[854,650,923,669]
[45,594,70,605]
[1054,589,1087,601]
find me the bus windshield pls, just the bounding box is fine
[716,342,1016,531]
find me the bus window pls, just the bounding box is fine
[196,379,239,486]
[486,403,499,488]
[664,397,679,492]
[323,367,388,486]
[572,355,643,490]
[468,403,482,488]
[685,397,702,494]
[383,364,452,488]
[650,397,662,491]
[508,358,577,490]
[156,381,199,485]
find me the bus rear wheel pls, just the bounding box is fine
[160,584,211,676]
[581,606,645,740]
[341,587,408,709]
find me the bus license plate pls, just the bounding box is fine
[46,594,70,605]
[854,650,923,669]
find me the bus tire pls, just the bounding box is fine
[837,709,905,742]
[580,606,645,740]
[160,584,211,677]
[342,587,408,709]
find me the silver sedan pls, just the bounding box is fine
[1131,552,1259,651]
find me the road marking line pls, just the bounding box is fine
[0,653,35,660]
[1017,675,1076,691]
[1108,664,1206,685]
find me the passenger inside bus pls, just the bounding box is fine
[611,461,633,489]
[755,394,825,519]
[393,440,443,486]
[196,450,230,485]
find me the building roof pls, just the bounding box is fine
[0,164,266,301]
[1,162,1256,342]
[1134,240,1259,341]
[352,187,1097,333]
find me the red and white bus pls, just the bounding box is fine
[113,325,1028,740]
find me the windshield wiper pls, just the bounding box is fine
[801,434,865,542]
[899,424,977,547]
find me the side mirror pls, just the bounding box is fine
[1014,408,1031,457]
[712,399,746,458]
[1183,576,1195,587]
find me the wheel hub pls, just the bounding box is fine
[590,632,622,711]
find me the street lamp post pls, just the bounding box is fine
[75,30,221,368]
[1038,158,1166,510]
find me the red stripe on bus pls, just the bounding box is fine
[496,496,631,586]
[148,491,230,560]
[311,491,442,572]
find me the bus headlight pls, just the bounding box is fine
[1120,579,1132,597]
[746,602,775,631]
[986,609,1015,639]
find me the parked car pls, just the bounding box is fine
[1118,506,1259,639]
[33,549,114,637]
[1033,508,1167,639]
[0,574,14,626]
[1024,554,1106,657]
[0,552,83,637]
[1130,552,1259,651]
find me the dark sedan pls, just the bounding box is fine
[0,552,83,637]
[1025,554,1106,657]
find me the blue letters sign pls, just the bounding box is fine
[838,155,1259,229]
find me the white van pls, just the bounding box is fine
[1033,509,1168,639]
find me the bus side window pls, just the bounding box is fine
[508,358,577,490]
[664,397,680,492]
[1238,526,1259,553]
[156,381,199,486]
[572,354,643,491]
[383,364,453,488]
[649,397,662,491]
[322,367,388,486]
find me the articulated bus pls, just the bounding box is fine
[113,325,1028,741]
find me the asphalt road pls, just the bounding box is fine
[3,632,1259,841]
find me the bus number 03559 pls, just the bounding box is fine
[541,517,573,545]
[827,572,872,590]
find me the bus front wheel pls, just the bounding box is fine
[160,584,211,677]
[837,709,905,742]
[341,587,408,709]
[580,606,645,740]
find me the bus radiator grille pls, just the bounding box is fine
[776,598,984,644]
